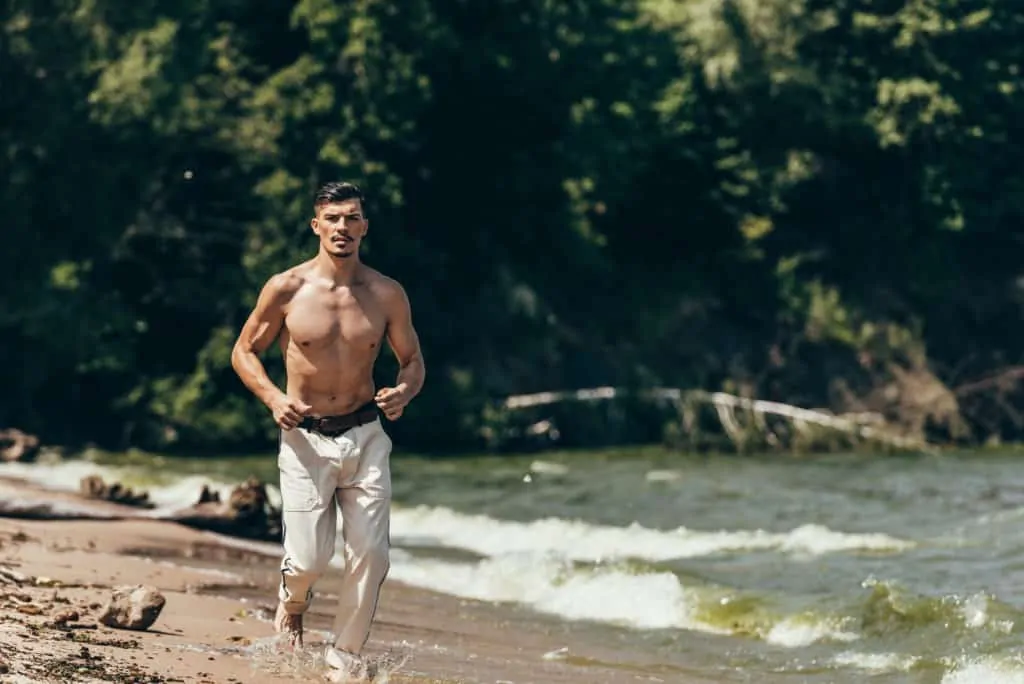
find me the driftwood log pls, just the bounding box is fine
[158,476,282,542]
[0,429,41,463]
[80,475,154,509]
[69,475,281,542]
[502,386,930,452]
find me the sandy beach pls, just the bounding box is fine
[0,476,681,684]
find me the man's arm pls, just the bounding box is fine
[231,273,311,429]
[375,280,425,420]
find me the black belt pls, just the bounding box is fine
[298,401,379,437]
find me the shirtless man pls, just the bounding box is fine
[230,181,424,680]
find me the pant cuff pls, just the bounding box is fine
[279,587,312,614]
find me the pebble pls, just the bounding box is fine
[98,585,166,631]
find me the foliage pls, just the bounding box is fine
[2,0,1022,453]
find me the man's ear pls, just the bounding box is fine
[310,217,318,233]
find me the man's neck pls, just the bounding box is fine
[314,249,361,286]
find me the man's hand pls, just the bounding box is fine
[268,394,313,430]
[375,386,410,421]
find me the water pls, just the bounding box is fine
[3,445,1024,683]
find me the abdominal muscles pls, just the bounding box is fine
[280,314,384,416]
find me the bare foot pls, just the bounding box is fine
[325,647,370,682]
[273,602,303,649]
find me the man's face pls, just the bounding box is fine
[311,199,368,259]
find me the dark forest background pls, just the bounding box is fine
[3,0,1023,455]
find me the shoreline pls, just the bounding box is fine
[0,477,689,684]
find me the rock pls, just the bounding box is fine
[97,586,166,631]
[0,428,40,462]
[52,609,80,625]
[79,475,154,509]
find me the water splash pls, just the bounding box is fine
[241,634,412,682]
[858,578,1015,638]
[942,655,1024,684]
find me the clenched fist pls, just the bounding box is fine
[268,393,313,430]
[374,386,410,421]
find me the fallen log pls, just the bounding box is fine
[0,429,41,463]
[0,476,281,543]
[80,475,154,509]
[502,386,930,452]
[155,476,282,543]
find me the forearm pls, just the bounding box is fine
[231,347,284,407]
[395,355,425,399]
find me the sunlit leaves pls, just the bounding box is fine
[88,19,178,125]
[2,0,1023,449]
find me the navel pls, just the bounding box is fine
[301,341,311,347]
[370,342,376,348]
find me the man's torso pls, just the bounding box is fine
[277,262,388,416]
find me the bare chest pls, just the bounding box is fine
[284,287,386,352]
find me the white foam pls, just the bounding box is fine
[0,496,126,518]
[390,505,914,563]
[528,460,569,475]
[0,459,115,492]
[943,656,1024,684]
[764,615,858,647]
[832,651,919,673]
[387,551,861,644]
[958,592,1014,633]
[645,469,683,482]
[388,551,707,631]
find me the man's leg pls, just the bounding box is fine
[328,422,393,659]
[277,428,338,645]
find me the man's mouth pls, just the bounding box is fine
[332,237,352,247]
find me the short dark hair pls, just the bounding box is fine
[314,181,365,213]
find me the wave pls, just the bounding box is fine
[389,504,915,563]
[7,455,1012,673]
[0,460,914,563]
[942,655,1024,684]
[388,549,868,646]
[831,650,920,674]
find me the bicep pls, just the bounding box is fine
[236,276,289,355]
[385,285,422,366]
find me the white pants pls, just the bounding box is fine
[277,418,392,654]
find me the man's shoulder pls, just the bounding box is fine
[263,262,314,301]
[359,267,411,317]
[360,266,406,299]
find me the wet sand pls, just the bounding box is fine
[0,477,689,683]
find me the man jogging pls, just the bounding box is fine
[230,181,425,680]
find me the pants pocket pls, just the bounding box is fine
[278,432,321,512]
[280,472,319,512]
